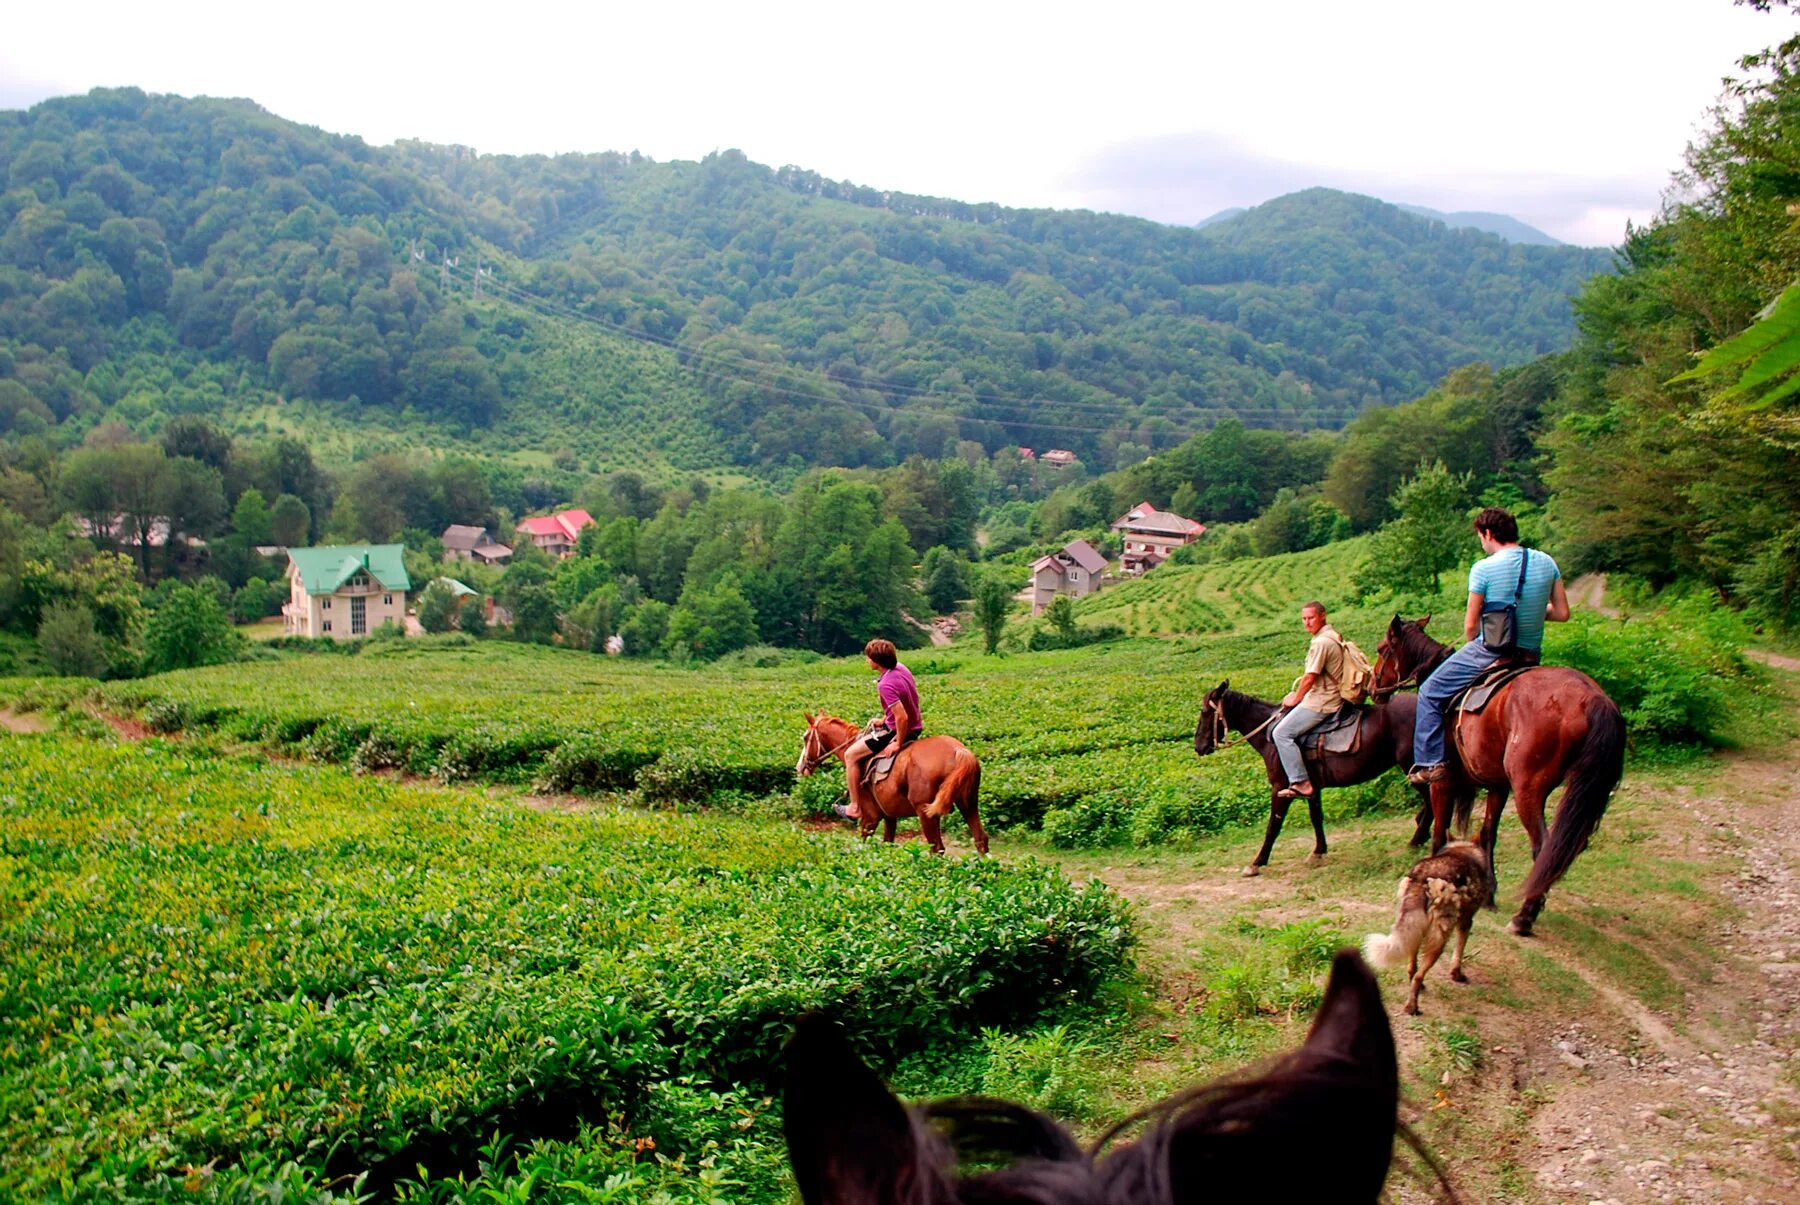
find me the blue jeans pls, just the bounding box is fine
[1413,641,1504,768]
[1273,705,1335,785]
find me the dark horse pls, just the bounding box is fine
[1373,615,1626,935]
[784,950,1411,1203]
[1195,682,1433,877]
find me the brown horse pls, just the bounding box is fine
[1195,682,1435,877]
[796,713,990,854]
[1372,616,1626,935]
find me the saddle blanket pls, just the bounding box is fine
[1298,706,1363,756]
[1455,665,1537,714]
[863,752,900,787]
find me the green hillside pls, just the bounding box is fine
[1,89,1610,473]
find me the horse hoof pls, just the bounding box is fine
[1507,918,1535,937]
[1451,968,1469,984]
[1403,1001,1420,1016]
[1305,853,1326,867]
[1241,864,1261,878]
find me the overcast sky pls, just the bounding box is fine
[2,1,1784,246]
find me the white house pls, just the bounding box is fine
[283,544,412,639]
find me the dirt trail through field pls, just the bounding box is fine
[1048,661,1800,1201]
[0,708,46,734]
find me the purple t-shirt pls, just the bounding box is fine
[876,665,923,735]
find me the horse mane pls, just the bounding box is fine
[786,951,1435,1203]
[1397,620,1451,678]
[1219,688,1279,728]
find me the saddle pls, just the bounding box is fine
[1298,705,1364,756]
[1453,663,1538,715]
[862,751,900,788]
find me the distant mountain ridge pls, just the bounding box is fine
[0,89,1613,473]
[1199,198,1565,246]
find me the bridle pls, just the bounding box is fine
[796,722,860,776]
[1201,696,1282,752]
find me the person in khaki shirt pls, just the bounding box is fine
[1272,600,1345,800]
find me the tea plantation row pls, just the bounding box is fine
[0,734,1132,1202]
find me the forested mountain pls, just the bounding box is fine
[0,88,1610,473]
[1394,204,1564,246]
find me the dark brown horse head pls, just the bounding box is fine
[784,951,1401,1203]
[1372,616,1434,700]
[1193,680,1230,756]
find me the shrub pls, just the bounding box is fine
[1546,600,1750,746]
[36,601,108,678]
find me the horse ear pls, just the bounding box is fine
[802,711,814,724]
[1418,613,1432,628]
[784,1015,932,1205]
[1218,679,1229,692]
[1158,952,1398,1201]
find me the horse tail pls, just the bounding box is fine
[1452,790,1476,833]
[933,747,980,816]
[1521,693,1626,900]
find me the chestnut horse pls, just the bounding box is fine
[1373,615,1625,935]
[796,713,990,854]
[1195,682,1433,877]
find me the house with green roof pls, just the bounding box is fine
[282,544,412,639]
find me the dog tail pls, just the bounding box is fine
[1362,876,1426,970]
[1521,693,1626,901]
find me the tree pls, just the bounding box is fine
[142,582,237,673]
[37,601,108,677]
[231,487,272,544]
[921,545,971,613]
[511,584,557,645]
[460,595,489,638]
[417,579,461,634]
[269,493,311,547]
[1354,463,1473,596]
[974,570,1011,655]
[663,575,758,661]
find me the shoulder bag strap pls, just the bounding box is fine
[1512,548,1530,601]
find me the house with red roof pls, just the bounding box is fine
[514,509,594,559]
[1110,502,1204,575]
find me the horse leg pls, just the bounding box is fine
[883,815,898,844]
[1477,787,1509,908]
[1507,783,1551,936]
[1429,782,1452,854]
[1304,790,1328,865]
[918,813,946,855]
[1245,789,1290,877]
[1409,788,1433,848]
[957,798,991,855]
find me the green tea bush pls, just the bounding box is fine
[1547,600,1752,746]
[0,736,1133,1203]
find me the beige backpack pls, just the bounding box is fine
[1329,633,1374,705]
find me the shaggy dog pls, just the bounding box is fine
[1363,841,1489,1014]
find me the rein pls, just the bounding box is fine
[800,727,861,775]
[1207,700,1283,750]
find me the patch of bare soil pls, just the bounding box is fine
[1745,648,1800,673]
[93,710,154,741]
[1568,573,1621,620]
[1520,740,1800,1204]
[0,708,47,734]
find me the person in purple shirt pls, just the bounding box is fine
[839,638,923,820]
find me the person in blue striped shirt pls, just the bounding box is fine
[1407,507,1571,786]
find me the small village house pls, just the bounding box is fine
[1040,449,1078,468]
[513,509,594,559]
[1110,501,1204,575]
[283,544,411,639]
[441,524,513,565]
[1030,539,1108,614]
